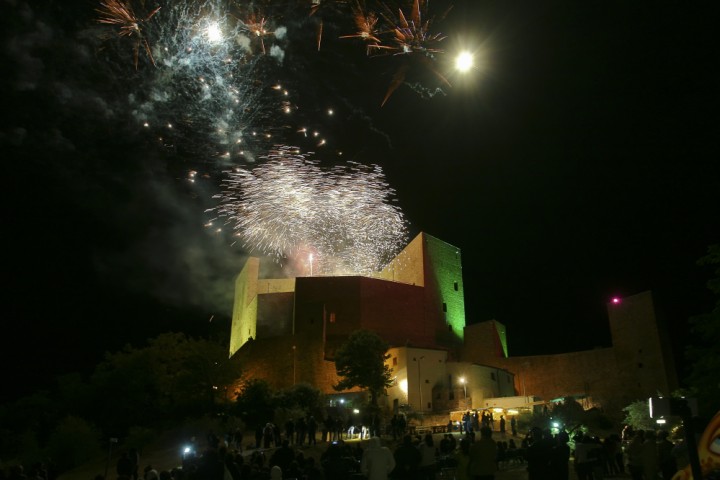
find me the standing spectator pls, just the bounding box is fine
[499,416,506,435]
[398,415,407,438]
[510,416,517,437]
[551,431,571,480]
[269,439,295,473]
[263,423,274,449]
[193,448,225,480]
[232,427,244,451]
[285,419,295,445]
[321,441,353,480]
[304,457,324,480]
[128,448,140,480]
[454,437,472,480]
[626,430,645,480]
[273,423,282,447]
[307,416,318,445]
[321,416,329,442]
[573,434,595,480]
[392,434,422,479]
[418,433,437,480]
[641,430,659,480]
[296,417,307,445]
[143,465,159,480]
[603,434,622,476]
[391,415,400,441]
[360,437,395,480]
[526,428,553,480]
[116,452,133,479]
[658,430,677,480]
[468,426,498,480]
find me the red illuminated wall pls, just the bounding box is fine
[294,276,447,355]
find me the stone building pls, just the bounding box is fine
[228,231,677,416]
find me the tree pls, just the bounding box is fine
[276,382,325,417]
[89,332,242,433]
[333,330,393,406]
[622,399,656,431]
[684,244,720,419]
[234,378,275,429]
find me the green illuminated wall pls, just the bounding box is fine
[423,234,466,343]
[229,258,259,358]
[492,320,509,358]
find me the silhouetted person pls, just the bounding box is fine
[468,426,498,480]
[392,434,422,479]
[418,433,436,480]
[116,452,133,479]
[525,428,553,480]
[551,431,570,480]
[269,440,295,473]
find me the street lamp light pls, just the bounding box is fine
[459,377,467,406]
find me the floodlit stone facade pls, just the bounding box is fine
[228,232,677,415]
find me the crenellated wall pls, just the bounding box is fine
[462,291,678,413]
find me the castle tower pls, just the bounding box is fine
[607,291,678,403]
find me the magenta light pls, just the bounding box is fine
[611,297,621,304]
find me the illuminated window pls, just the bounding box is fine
[329,312,336,323]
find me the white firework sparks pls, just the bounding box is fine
[208,145,408,276]
[97,0,293,160]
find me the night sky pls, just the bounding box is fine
[2,0,717,403]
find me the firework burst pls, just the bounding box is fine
[208,145,408,276]
[96,0,161,69]
[238,12,273,55]
[339,2,387,55]
[338,0,453,106]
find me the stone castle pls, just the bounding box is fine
[228,232,678,416]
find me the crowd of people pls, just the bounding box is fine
[0,413,694,480]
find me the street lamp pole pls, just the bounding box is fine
[460,377,467,408]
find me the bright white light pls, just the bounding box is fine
[459,377,466,384]
[206,23,223,43]
[455,51,474,72]
[656,418,667,424]
[353,409,359,414]
[399,379,408,394]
